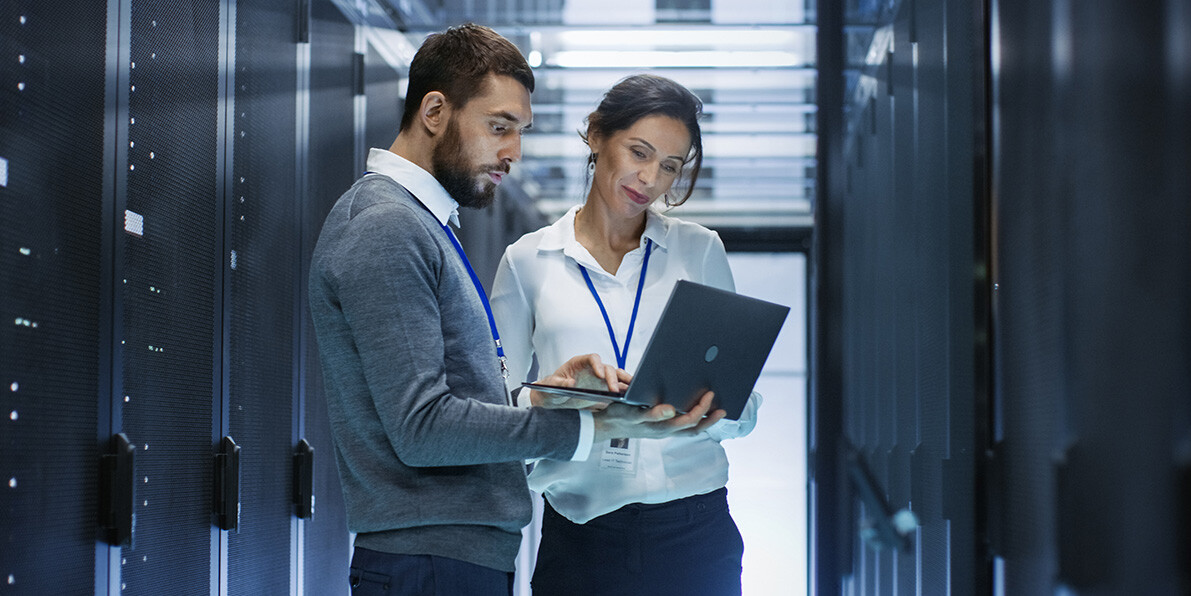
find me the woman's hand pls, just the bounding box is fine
[531,353,630,410]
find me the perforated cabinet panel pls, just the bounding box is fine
[118,1,221,593]
[301,1,356,592]
[1,0,367,593]
[364,44,402,164]
[989,1,1066,592]
[834,0,988,593]
[993,1,1191,592]
[888,10,917,593]
[0,1,106,593]
[226,1,300,593]
[912,0,960,592]
[846,25,897,592]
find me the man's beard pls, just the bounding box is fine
[431,121,505,210]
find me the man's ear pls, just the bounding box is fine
[419,91,449,136]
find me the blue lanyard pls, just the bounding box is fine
[578,238,653,370]
[441,224,508,380]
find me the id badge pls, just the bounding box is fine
[598,438,637,475]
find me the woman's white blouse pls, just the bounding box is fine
[490,205,761,524]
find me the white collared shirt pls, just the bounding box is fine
[364,148,460,227]
[491,205,761,523]
[366,148,595,461]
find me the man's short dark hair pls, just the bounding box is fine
[400,23,535,131]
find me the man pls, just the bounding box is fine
[308,24,723,594]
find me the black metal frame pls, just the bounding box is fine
[810,0,847,593]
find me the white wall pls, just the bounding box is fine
[724,252,808,596]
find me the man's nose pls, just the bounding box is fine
[499,136,522,164]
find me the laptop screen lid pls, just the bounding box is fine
[523,280,789,420]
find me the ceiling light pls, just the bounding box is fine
[547,50,802,69]
[556,29,802,49]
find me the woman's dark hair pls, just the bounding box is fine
[401,23,535,131]
[581,74,704,206]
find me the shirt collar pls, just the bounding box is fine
[365,148,460,228]
[538,204,669,254]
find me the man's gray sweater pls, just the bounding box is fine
[309,175,583,572]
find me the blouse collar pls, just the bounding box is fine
[537,204,669,252]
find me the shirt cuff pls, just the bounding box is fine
[570,410,595,461]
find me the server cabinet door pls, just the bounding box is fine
[116,1,222,593]
[225,0,302,593]
[0,1,108,593]
[299,1,357,592]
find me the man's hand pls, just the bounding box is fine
[591,391,726,441]
[530,354,630,409]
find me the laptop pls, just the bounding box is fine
[522,280,789,420]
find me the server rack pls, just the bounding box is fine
[0,0,417,593]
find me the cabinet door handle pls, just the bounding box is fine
[294,439,315,519]
[99,433,136,547]
[214,436,240,531]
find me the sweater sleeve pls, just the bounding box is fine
[325,200,580,466]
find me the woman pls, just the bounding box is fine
[491,74,761,595]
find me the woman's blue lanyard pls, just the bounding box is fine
[441,225,508,379]
[578,238,653,370]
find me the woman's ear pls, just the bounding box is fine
[419,91,449,136]
[585,125,603,154]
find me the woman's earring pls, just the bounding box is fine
[588,153,598,174]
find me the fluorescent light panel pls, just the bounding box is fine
[556,28,802,48]
[548,50,803,68]
[523,133,816,157]
[535,68,814,90]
